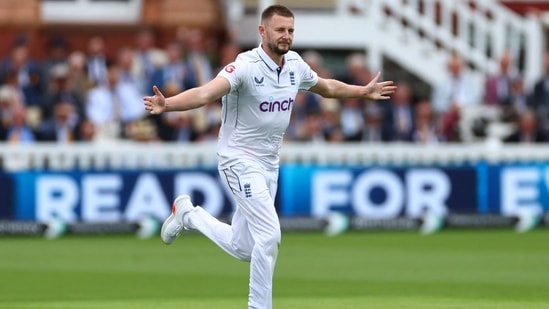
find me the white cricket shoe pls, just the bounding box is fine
[161,195,194,245]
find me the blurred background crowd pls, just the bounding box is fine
[1,23,549,146]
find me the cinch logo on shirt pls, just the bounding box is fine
[259,97,294,112]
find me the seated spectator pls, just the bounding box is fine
[133,28,168,94]
[1,69,27,108]
[116,48,150,125]
[411,100,441,144]
[150,41,196,95]
[42,35,71,85]
[75,118,96,142]
[115,46,157,142]
[179,27,213,86]
[42,63,85,121]
[325,126,345,142]
[321,98,345,143]
[150,81,186,141]
[85,60,122,140]
[295,109,327,142]
[294,98,343,143]
[431,52,480,141]
[340,97,365,141]
[501,76,528,123]
[124,118,159,142]
[504,108,546,143]
[361,103,385,142]
[162,111,201,142]
[0,35,44,107]
[36,101,79,143]
[382,82,415,142]
[86,36,108,87]
[86,59,148,141]
[67,51,92,102]
[5,104,35,144]
[484,51,518,106]
[341,52,372,85]
[117,47,142,91]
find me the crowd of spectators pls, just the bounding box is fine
[1,28,548,145]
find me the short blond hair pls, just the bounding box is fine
[261,4,294,24]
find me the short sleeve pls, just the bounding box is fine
[217,61,245,91]
[298,61,319,91]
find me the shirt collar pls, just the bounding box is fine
[256,43,284,72]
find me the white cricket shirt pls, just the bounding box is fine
[217,45,319,169]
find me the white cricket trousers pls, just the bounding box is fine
[184,160,281,309]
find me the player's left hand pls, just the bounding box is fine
[363,72,397,100]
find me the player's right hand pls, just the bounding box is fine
[143,85,166,115]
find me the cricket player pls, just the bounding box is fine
[143,4,396,309]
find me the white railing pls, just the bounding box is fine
[376,0,544,89]
[225,0,544,90]
[1,142,549,171]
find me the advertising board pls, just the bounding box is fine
[279,165,478,218]
[11,170,235,222]
[4,162,549,222]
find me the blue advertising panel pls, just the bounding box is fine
[485,164,549,216]
[12,170,235,222]
[279,165,478,218]
[9,162,549,223]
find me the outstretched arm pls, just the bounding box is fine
[309,72,396,100]
[144,76,231,114]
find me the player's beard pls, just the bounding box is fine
[268,40,291,56]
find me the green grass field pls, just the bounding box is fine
[1,229,548,309]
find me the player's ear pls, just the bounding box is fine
[258,24,265,37]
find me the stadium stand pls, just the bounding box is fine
[0,0,547,147]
